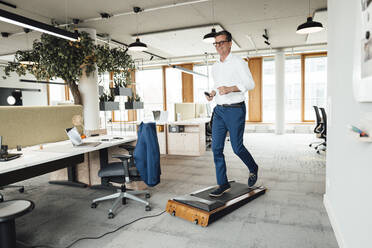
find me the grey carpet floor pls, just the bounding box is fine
[3,133,337,248]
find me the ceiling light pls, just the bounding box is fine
[172,65,207,77]
[203,0,216,43]
[0,9,78,41]
[20,79,67,85]
[128,38,147,51]
[203,28,216,43]
[296,17,324,34]
[128,7,148,52]
[296,0,324,34]
[7,95,16,105]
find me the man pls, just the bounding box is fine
[206,30,259,197]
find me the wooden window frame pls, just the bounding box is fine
[301,52,327,122]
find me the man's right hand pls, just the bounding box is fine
[206,90,216,101]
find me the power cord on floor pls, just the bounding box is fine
[29,210,166,248]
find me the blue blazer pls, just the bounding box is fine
[134,122,161,187]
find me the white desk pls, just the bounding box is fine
[0,134,136,187]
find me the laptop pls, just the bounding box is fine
[65,127,101,147]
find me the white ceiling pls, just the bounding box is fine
[138,24,240,57]
[0,0,327,62]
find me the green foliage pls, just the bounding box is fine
[3,31,134,105]
[113,71,131,88]
[99,89,115,102]
[127,93,141,103]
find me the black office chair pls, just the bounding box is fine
[315,107,327,153]
[91,145,151,219]
[309,106,324,148]
[205,111,214,149]
[0,186,24,202]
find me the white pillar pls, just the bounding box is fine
[275,50,285,134]
[77,28,100,132]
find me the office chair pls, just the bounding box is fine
[315,107,327,153]
[91,145,151,219]
[0,186,25,202]
[205,111,214,149]
[309,106,324,148]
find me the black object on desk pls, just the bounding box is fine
[0,153,22,162]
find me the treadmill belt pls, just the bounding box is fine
[174,182,256,212]
[192,182,254,204]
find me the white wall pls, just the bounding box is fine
[325,1,372,248]
[0,67,48,106]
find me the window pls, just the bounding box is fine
[135,68,163,121]
[285,56,301,122]
[98,72,113,126]
[166,67,182,121]
[193,64,214,104]
[304,56,327,121]
[262,58,275,122]
[48,78,66,105]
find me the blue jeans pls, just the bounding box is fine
[211,104,258,186]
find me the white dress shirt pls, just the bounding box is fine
[212,53,255,105]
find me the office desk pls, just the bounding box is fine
[0,135,136,188]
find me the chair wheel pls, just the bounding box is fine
[19,187,24,193]
[0,197,3,203]
[317,150,320,154]
[171,211,176,216]
[108,213,115,219]
[122,198,126,205]
[309,144,312,147]
[193,219,198,225]
[145,193,151,198]
[91,202,98,208]
[145,205,151,211]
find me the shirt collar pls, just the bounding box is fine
[218,52,232,63]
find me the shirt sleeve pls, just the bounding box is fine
[235,58,255,93]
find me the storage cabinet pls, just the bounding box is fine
[167,123,206,156]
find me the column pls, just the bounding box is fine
[275,50,285,134]
[77,28,100,132]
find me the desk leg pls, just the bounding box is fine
[49,165,86,188]
[90,148,117,191]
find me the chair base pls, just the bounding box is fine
[91,187,151,219]
[0,185,25,202]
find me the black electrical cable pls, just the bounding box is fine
[29,210,166,248]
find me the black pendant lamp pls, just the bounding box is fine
[203,0,216,43]
[128,7,148,52]
[203,28,217,43]
[128,38,147,51]
[296,0,324,34]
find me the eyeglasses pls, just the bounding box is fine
[213,40,229,47]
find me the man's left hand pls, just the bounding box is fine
[217,86,232,95]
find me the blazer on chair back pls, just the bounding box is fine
[134,122,161,187]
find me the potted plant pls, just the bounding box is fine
[112,72,132,96]
[99,90,119,111]
[3,31,134,105]
[125,93,144,109]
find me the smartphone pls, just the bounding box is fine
[204,91,211,97]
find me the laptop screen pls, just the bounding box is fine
[66,127,83,146]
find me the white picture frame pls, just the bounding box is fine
[353,0,372,102]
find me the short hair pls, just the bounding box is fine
[215,30,232,42]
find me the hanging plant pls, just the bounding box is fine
[3,31,134,105]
